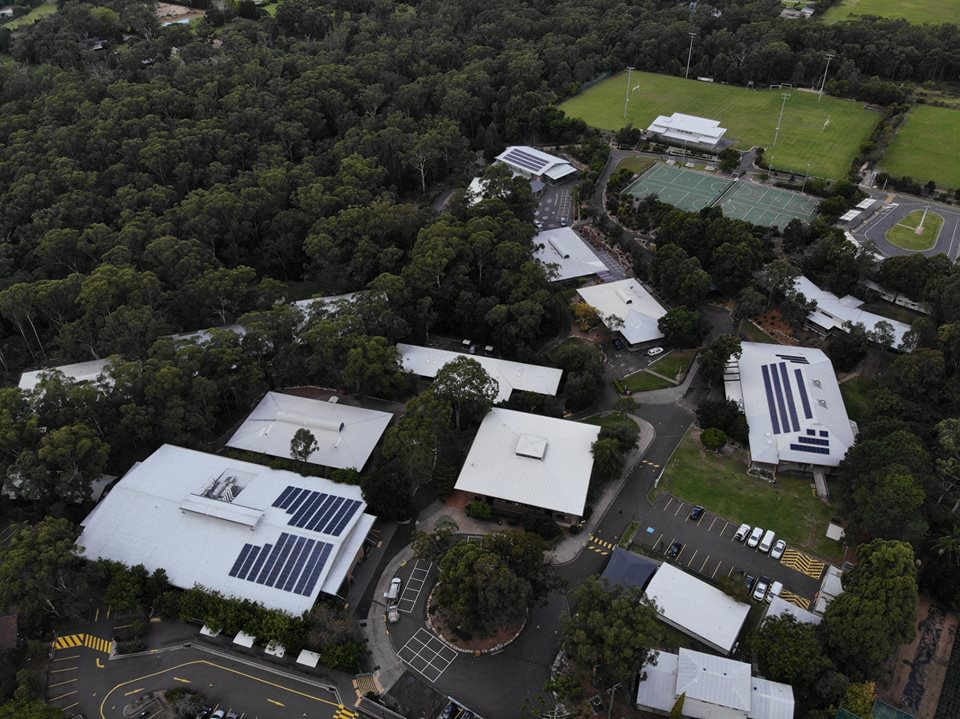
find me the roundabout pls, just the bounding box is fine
[885,208,943,251]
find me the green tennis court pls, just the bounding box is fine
[623,163,733,213]
[716,181,819,228]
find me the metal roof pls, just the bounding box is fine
[495,146,577,179]
[576,279,667,345]
[533,227,608,282]
[18,359,114,391]
[601,548,659,591]
[454,408,600,517]
[647,113,727,146]
[677,648,751,712]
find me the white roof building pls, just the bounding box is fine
[396,343,563,404]
[454,408,600,518]
[793,276,912,350]
[576,279,667,345]
[18,359,114,392]
[77,445,376,615]
[226,392,392,472]
[814,565,845,614]
[495,146,577,181]
[643,563,750,655]
[646,113,728,150]
[765,595,823,625]
[724,342,857,469]
[635,649,795,719]
[533,227,608,282]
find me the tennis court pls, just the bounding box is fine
[623,163,733,213]
[716,181,819,228]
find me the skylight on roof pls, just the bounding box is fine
[515,434,548,460]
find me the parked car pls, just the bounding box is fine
[688,505,704,521]
[387,604,399,623]
[742,573,757,593]
[734,523,751,542]
[753,577,771,601]
[747,526,764,548]
[646,346,664,357]
[758,529,776,553]
[770,539,787,560]
[665,541,684,560]
[385,576,402,601]
[766,581,783,602]
[211,711,225,719]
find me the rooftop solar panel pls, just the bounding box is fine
[789,443,830,455]
[266,534,297,586]
[287,488,309,513]
[310,495,344,532]
[299,494,334,529]
[769,363,791,434]
[777,354,809,364]
[798,436,829,447]
[806,429,816,436]
[229,544,253,577]
[273,486,295,508]
[795,369,813,419]
[296,542,333,596]
[290,491,323,526]
[329,499,362,536]
[505,148,549,172]
[293,542,326,595]
[275,535,307,589]
[761,364,781,434]
[246,542,271,582]
[778,362,800,432]
[228,532,334,596]
[820,430,829,437]
[254,535,287,584]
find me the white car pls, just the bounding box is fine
[770,539,787,560]
[747,526,763,548]
[753,578,770,602]
[733,523,751,542]
[766,581,783,602]
[646,346,664,357]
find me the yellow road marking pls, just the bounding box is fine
[50,667,78,673]
[48,689,77,702]
[96,658,104,669]
[124,687,145,696]
[172,676,191,683]
[49,678,78,688]
[267,698,286,707]
[99,660,341,719]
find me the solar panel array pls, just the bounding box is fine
[228,532,332,597]
[502,148,550,174]
[272,486,361,536]
[760,361,832,456]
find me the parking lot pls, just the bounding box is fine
[535,183,575,229]
[397,628,459,683]
[398,559,432,614]
[631,492,826,604]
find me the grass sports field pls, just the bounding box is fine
[559,70,879,179]
[822,0,960,25]
[882,105,960,190]
[885,208,943,251]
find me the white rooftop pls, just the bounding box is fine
[226,392,392,471]
[533,227,608,282]
[233,631,255,648]
[855,198,876,210]
[576,279,667,345]
[296,649,321,668]
[724,341,857,468]
[18,358,113,392]
[165,324,247,345]
[396,343,562,403]
[495,146,577,180]
[677,648,752,714]
[838,209,861,222]
[750,677,796,719]
[454,408,600,517]
[647,113,727,146]
[765,595,822,626]
[634,650,679,714]
[793,276,912,350]
[77,445,375,615]
[643,563,750,655]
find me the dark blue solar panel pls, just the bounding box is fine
[255,534,288,584]
[296,542,333,596]
[287,488,310,514]
[298,494,333,529]
[820,430,828,437]
[228,544,253,577]
[273,486,295,508]
[311,496,344,532]
[777,354,809,364]
[329,499,362,536]
[290,491,322,526]
[274,535,308,589]
[761,364,781,434]
[798,436,829,447]
[779,363,800,432]
[237,545,260,580]
[504,149,548,173]
[293,542,325,595]
[795,369,813,419]
[323,500,351,534]
[265,533,297,586]
[769,363,791,434]
[279,538,314,591]
[789,443,830,455]
[806,429,816,436]
[247,542,271,581]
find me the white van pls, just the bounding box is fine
[384,576,402,601]
[758,529,776,553]
[766,581,783,602]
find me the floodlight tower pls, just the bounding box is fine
[684,32,697,79]
[772,92,790,148]
[818,52,836,102]
[623,66,634,120]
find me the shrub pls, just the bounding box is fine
[465,500,493,520]
[521,514,562,541]
[701,427,727,451]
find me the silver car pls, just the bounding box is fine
[770,539,787,560]
[752,578,770,601]
[747,526,763,548]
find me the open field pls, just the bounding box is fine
[822,0,960,25]
[649,349,697,383]
[882,105,960,190]
[3,2,57,29]
[660,430,838,558]
[615,370,673,393]
[739,319,775,343]
[559,70,879,179]
[885,208,943,251]
[616,156,656,174]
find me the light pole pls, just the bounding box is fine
[623,66,634,120]
[772,92,790,148]
[802,160,812,192]
[818,52,835,102]
[607,682,623,719]
[684,32,697,79]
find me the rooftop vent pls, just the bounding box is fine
[812,379,822,388]
[818,399,828,407]
[547,239,570,259]
[276,410,343,433]
[615,288,634,305]
[328,396,340,404]
[200,469,257,503]
[516,434,548,460]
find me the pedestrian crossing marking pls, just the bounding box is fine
[589,535,615,549]
[53,633,113,654]
[352,674,381,696]
[779,589,811,610]
[780,549,826,579]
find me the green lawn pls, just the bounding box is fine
[3,2,57,29]
[882,105,960,190]
[616,156,656,174]
[649,349,697,383]
[559,70,880,179]
[839,376,874,423]
[822,0,960,25]
[615,370,673,393]
[660,430,839,559]
[738,319,775,343]
[885,209,943,251]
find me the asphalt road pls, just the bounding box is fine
[535,183,575,229]
[51,643,350,719]
[854,195,960,260]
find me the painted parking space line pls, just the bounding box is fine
[652,534,663,552]
[707,517,717,532]
[696,513,705,527]
[397,628,457,683]
[673,502,684,517]
[398,560,432,614]
[699,555,710,573]
[685,549,697,566]
[663,497,673,512]
[719,521,729,537]
[727,565,735,577]
[712,560,722,579]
